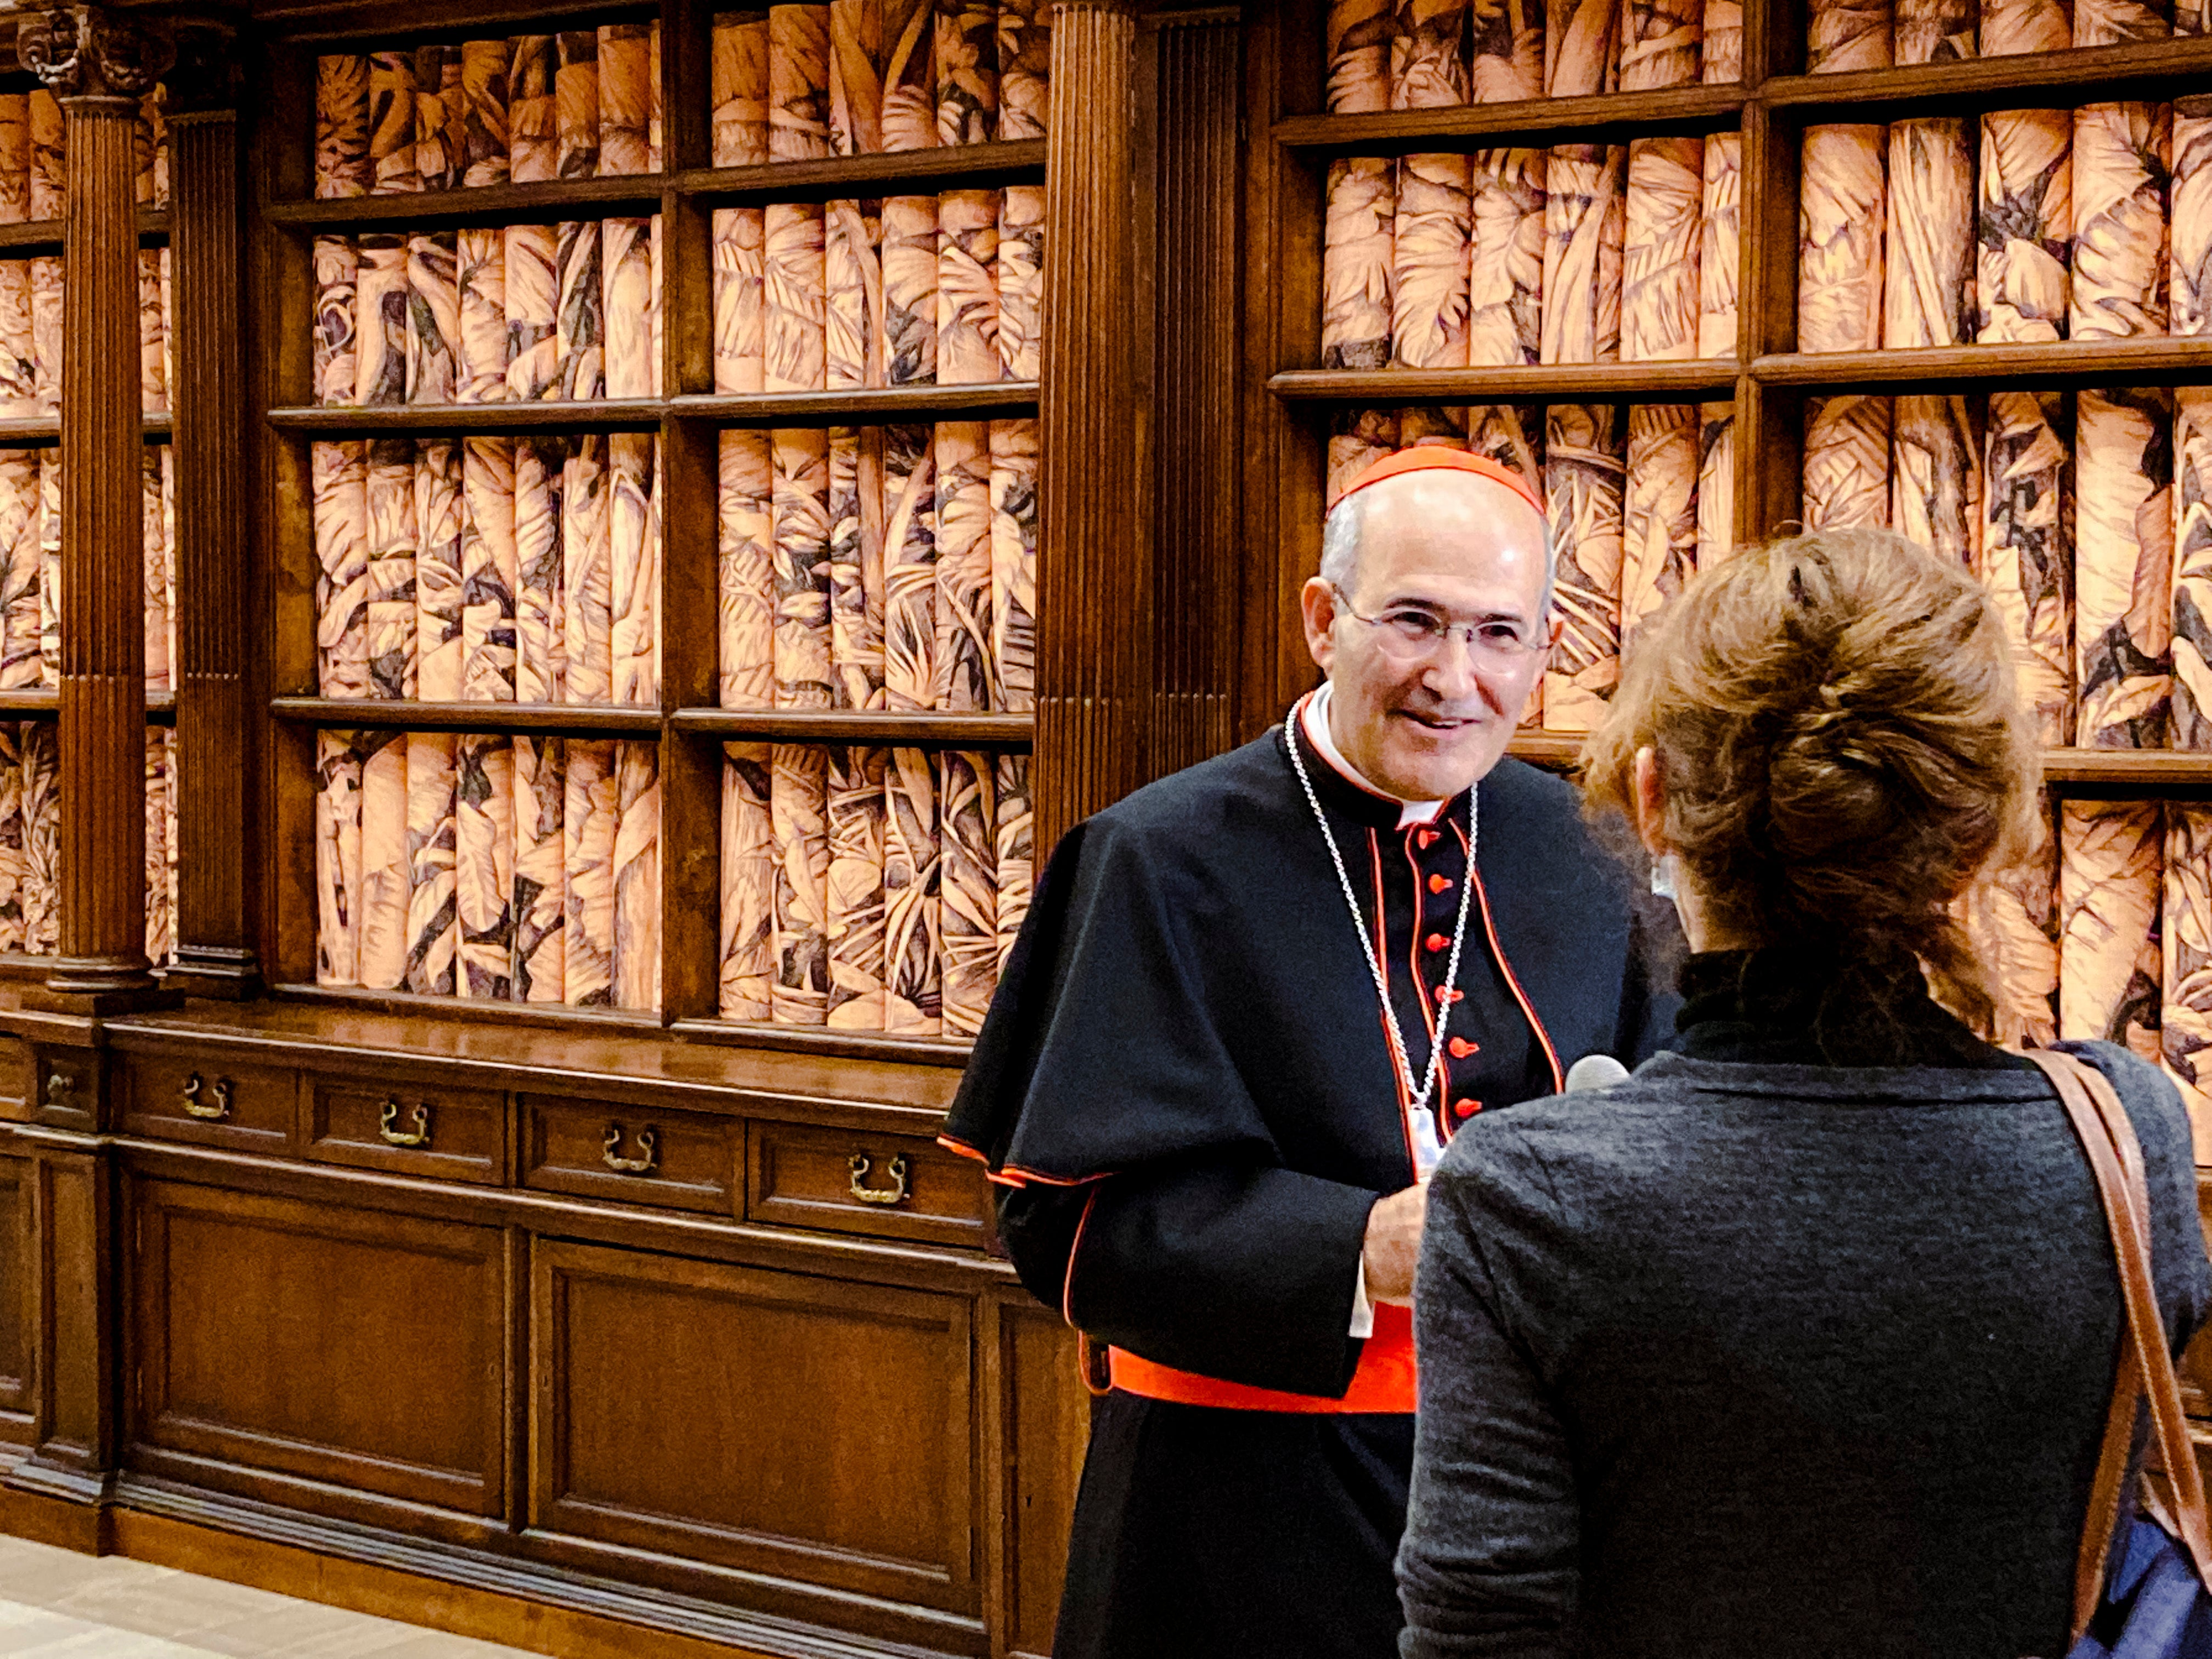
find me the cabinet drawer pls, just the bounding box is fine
[120,1055,297,1153]
[747,1123,991,1248]
[521,1096,735,1215]
[305,1077,505,1184]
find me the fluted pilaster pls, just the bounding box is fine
[1034,1,1147,855]
[20,5,173,999]
[168,29,254,995]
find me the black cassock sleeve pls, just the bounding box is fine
[947,817,1386,1400]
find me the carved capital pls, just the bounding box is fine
[162,23,240,117]
[17,6,175,102]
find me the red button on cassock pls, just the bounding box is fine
[1453,1100,1481,1119]
[1448,1036,1477,1059]
[1425,933,1449,952]
[1417,829,1439,849]
[1435,987,1465,1005]
[1427,874,1452,895]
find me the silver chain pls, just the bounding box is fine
[1285,700,1478,1123]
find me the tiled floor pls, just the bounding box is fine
[0,1537,535,1657]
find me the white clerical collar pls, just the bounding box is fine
[1300,685,1449,829]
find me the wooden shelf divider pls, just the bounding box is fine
[670,139,1048,200]
[669,383,1041,424]
[1271,363,1741,402]
[0,206,169,252]
[267,400,667,435]
[0,413,172,444]
[670,709,1034,744]
[0,689,168,722]
[1751,339,2212,391]
[263,176,668,229]
[270,697,661,736]
[1760,35,2212,113]
[1273,85,1746,151]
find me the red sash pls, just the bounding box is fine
[1108,1301,1416,1414]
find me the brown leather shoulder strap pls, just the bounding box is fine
[2023,1048,2212,1638]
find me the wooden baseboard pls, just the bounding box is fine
[0,1479,107,1555]
[110,1508,778,1659]
[0,1465,947,1659]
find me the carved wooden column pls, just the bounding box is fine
[20,6,173,1006]
[166,27,256,997]
[1035,0,1149,855]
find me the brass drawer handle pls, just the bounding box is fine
[180,1073,232,1121]
[379,1098,432,1148]
[602,1124,657,1174]
[848,1152,910,1207]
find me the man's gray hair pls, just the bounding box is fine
[1320,472,1557,613]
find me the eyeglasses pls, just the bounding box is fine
[1330,586,1549,669]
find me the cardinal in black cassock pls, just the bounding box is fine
[941,449,1678,1658]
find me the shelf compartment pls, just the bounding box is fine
[1751,340,2212,393]
[671,709,1033,744]
[669,383,1040,425]
[270,697,662,736]
[670,140,1048,202]
[1762,37,2212,116]
[1270,363,1741,403]
[264,176,668,232]
[1272,86,1747,154]
[267,401,667,436]
[669,1017,973,1069]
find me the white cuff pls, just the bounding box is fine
[1350,1254,1377,1339]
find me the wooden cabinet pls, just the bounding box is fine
[529,1240,983,1649]
[748,1122,995,1250]
[126,1178,510,1537]
[304,1076,507,1186]
[117,1055,297,1154]
[520,1094,735,1215]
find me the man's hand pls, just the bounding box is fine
[1361,1183,1427,1306]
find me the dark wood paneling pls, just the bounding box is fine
[989,1299,1087,1659]
[529,1242,978,1616]
[128,1180,507,1519]
[747,1122,992,1250]
[520,1095,735,1216]
[0,1155,34,1432]
[1149,15,1243,780]
[118,1056,299,1156]
[302,1077,507,1186]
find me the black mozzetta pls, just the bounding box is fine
[941,724,1677,1398]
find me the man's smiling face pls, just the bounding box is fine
[1302,472,1554,802]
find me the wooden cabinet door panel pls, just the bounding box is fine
[304,1077,506,1184]
[120,1055,298,1154]
[130,1180,506,1518]
[532,1240,977,1613]
[993,1302,1087,1659]
[0,1154,32,1432]
[748,1122,992,1249]
[521,1096,736,1215]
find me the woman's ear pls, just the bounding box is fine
[1632,747,1667,857]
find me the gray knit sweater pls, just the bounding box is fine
[1397,1040,2211,1659]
